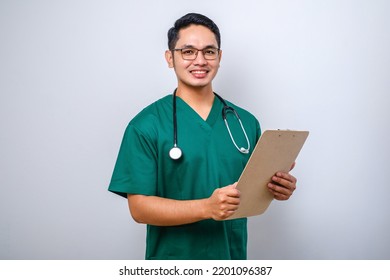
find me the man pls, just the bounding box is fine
[108,13,297,260]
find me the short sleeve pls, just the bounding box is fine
[108,124,157,198]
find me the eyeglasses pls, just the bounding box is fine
[171,47,220,61]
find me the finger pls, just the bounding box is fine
[216,209,237,220]
[214,190,240,206]
[275,172,297,184]
[225,202,240,210]
[228,189,240,198]
[222,185,241,198]
[268,189,290,201]
[267,182,292,197]
[271,177,294,192]
[215,201,240,220]
[273,173,297,189]
[267,180,294,198]
[226,196,240,205]
[217,193,240,205]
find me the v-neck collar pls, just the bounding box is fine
[176,95,222,128]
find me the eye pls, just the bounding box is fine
[182,48,195,55]
[204,48,217,55]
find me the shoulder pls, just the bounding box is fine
[131,95,171,124]
[121,95,172,143]
[126,95,172,134]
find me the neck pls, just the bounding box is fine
[176,84,214,105]
[175,84,215,120]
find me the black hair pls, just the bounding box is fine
[167,13,221,50]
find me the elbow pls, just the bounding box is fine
[127,194,147,224]
[129,208,146,224]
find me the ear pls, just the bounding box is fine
[165,50,174,68]
[217,49,222,67]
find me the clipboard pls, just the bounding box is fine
[226,130,309,220]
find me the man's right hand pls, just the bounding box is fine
[128,183,241,226]
[206,183,240,220]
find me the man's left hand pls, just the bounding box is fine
[267,164,297,200]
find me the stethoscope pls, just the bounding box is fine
[169,89,251,160]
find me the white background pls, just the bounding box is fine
[1,0,389,259]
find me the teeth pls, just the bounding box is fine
[192,71,207,74]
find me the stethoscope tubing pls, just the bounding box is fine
[170,89,250,160]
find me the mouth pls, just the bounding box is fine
[190,70,209,78]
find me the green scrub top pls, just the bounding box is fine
[109,94,261,260]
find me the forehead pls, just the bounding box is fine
[175,24,218,48]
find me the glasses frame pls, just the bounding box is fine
[171,47,220,61]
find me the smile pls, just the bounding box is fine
[190,70,208,74]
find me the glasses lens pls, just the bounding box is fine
[180,48,219,60]
[181,48,197,60]
[203,48,218,60]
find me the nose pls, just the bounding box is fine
[193,50,207,65]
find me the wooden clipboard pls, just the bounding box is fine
[226,130,309,220]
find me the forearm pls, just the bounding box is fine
[127,194,210,226]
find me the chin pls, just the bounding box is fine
[190,77,214,87]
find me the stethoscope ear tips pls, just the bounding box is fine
[169,146,183,160]
[240,147,249,154]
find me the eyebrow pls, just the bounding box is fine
[179,44,218,49]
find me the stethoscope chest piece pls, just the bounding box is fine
[169,89,250,160]
[169,145,182,160]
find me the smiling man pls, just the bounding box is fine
[108,13,297,260]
